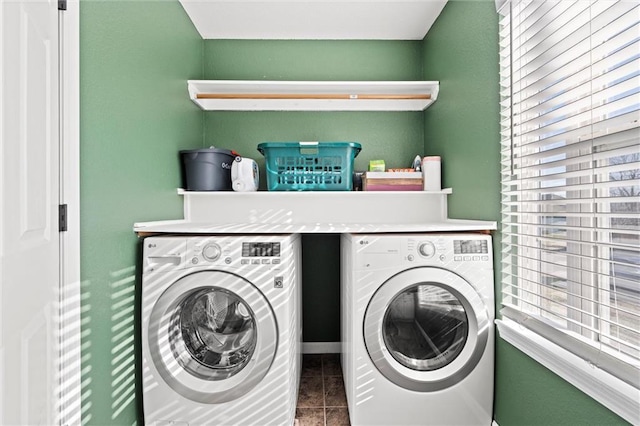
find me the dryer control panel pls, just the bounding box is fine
[410,236,491,265]
[352,233,492,270]
[452,238,490,262]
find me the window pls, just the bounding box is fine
[497,0,639,421]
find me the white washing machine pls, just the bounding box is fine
[341,233,494,426]
[141,234,302,426]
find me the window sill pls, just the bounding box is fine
[496,318,640,424]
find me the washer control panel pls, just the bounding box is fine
[187,239,282,267]
[144,236,293,274]
[239,242,282,266]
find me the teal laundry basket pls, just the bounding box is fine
[257,141,362,191]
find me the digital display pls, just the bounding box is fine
[454,240,488,254]
[242,242,281,257]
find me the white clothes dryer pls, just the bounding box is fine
[141,234,302,426]
[341,233,494,426]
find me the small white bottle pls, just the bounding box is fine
[422,156,441,191]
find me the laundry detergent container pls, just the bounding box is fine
[180,148,237,191]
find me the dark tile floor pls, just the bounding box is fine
[296,353,351,426]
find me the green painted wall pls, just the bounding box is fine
[422,0,500,222]
[422,2,625,425]
[202,40,425,341]
[79,1,202,424]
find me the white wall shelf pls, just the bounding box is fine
[133,189,497,235]
[187,80,439,111]
[178,0,448,41]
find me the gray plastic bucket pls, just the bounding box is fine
[180,148,237,191]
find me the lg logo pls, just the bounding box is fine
[359,240,369,245]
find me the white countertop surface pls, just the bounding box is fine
[135,189,497,235]
[133,218,497,235]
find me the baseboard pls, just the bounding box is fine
[302,341,341,354]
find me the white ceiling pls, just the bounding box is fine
[179,0,448,40]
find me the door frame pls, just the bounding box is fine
[58,0,81,424]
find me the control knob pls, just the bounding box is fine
[202,243,222,261]
[418,241,436,258]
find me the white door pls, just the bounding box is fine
[0,0,61,424]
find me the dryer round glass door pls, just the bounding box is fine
[364,267,489,392]
[383,285,468,371]
[147,271,278,404]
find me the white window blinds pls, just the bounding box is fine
[499,0,640,387]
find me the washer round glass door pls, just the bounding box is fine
[148,271,278,404]
[364,267,489,392]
